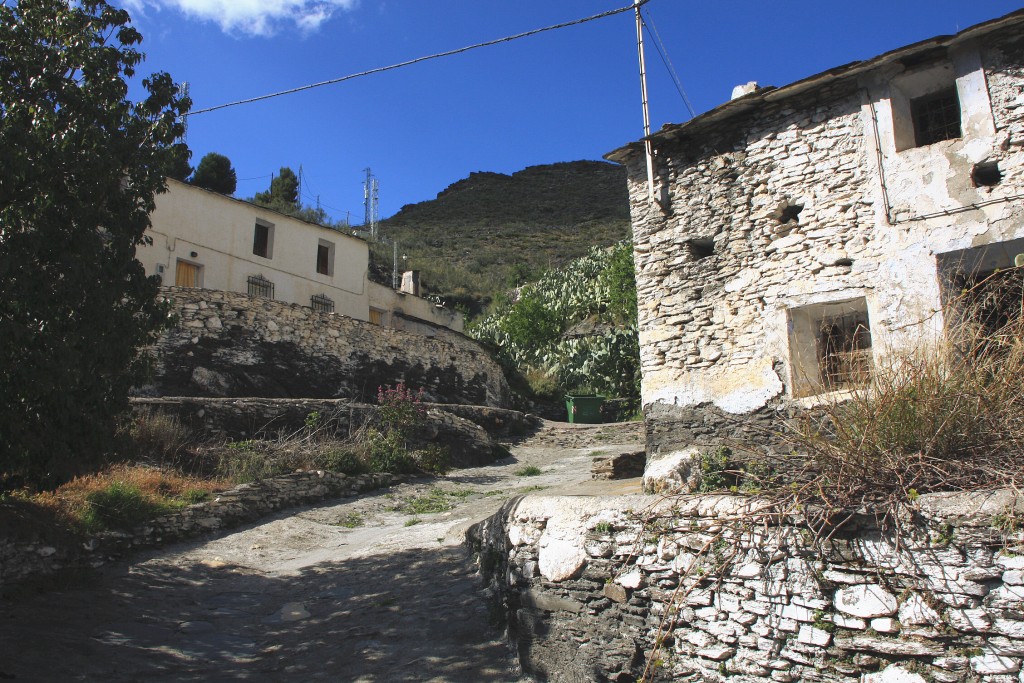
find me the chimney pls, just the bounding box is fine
[400,270,421,297]
[731,81,759,100]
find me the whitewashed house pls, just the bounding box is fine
[138,179,463,334]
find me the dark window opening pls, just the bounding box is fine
[911,88,961,147]
[311,294,334,313]
[247,274,274,299]
[317,244,330,275]
[253,224,270,258]
[817,313,873,390]
[779,204,803,224]
[949,269,1023,349]
[972,161,1002,187]
[686,239,715,260]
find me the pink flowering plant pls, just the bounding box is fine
[375,382,427,436]
[365,383,430,473]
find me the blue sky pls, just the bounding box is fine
[118,1,1023,223]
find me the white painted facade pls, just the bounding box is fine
[138,179,463,332]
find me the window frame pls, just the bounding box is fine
[316,239,335,277]
[910,87,962,147]
[787,297,873,398]
[253,221,274,259]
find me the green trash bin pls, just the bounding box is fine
[566,395,605,424]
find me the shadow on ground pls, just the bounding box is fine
[0,544,517,682]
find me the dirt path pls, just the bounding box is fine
[0,421,643,682]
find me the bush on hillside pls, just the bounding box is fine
[470,242,640,400]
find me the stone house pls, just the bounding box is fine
[137,179,463,335]
[606,10,1024,455]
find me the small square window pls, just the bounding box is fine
[911,88,961,147]
[253,222,274,259]
[788,298,873,397]
[369,308,385,326]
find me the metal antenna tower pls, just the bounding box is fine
[180,82,190,143]
[363,168,379,239]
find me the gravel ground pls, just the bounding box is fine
[0,420,643,682]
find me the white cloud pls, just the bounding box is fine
[127,0,358,37]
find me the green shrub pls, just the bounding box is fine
[216,444,286,484]
[81,482,171,532]
[516,465,542,477]
[178,489,211,505]
[415,444,451,475]
[367,428,417,474]
[315,448,368,476]
[697,447,733,493]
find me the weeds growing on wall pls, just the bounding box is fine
[628,271,1024,680]
[783,270,1024,513]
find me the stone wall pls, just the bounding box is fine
[141,287,510,408]
[611,18,1024,456]
[1,470,397,589]
[471,490,1024,682]
[130,397,537,468]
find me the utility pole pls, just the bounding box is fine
[392,239,399,289]
[634,0,656,204]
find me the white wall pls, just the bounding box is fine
[139,180,371,320]
[367,282,466,334]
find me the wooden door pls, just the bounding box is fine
[175,260,200,288]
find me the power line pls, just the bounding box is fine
[642,8,696,119]
[186,0,651,117]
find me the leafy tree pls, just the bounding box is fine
[470,242,640,400]
[254,166,299,210]
[165,144,193,182]
[0,0,190,489]
[251,166,342,227]
[189,151,236,194]
[497,294,562,361]
[601,242,638,326]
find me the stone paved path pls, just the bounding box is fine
[0,421,642,682]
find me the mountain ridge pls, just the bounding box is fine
[372,159,631,314]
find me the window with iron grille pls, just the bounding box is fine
[311,294,334,313]
[817,313,872,390]
[247,274,274,299]
[788,297,873,397]
[911,88,961,147]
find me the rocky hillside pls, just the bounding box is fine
[370,160,631,315]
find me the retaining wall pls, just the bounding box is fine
[141,287,510,407]
[471,490,1024,682]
